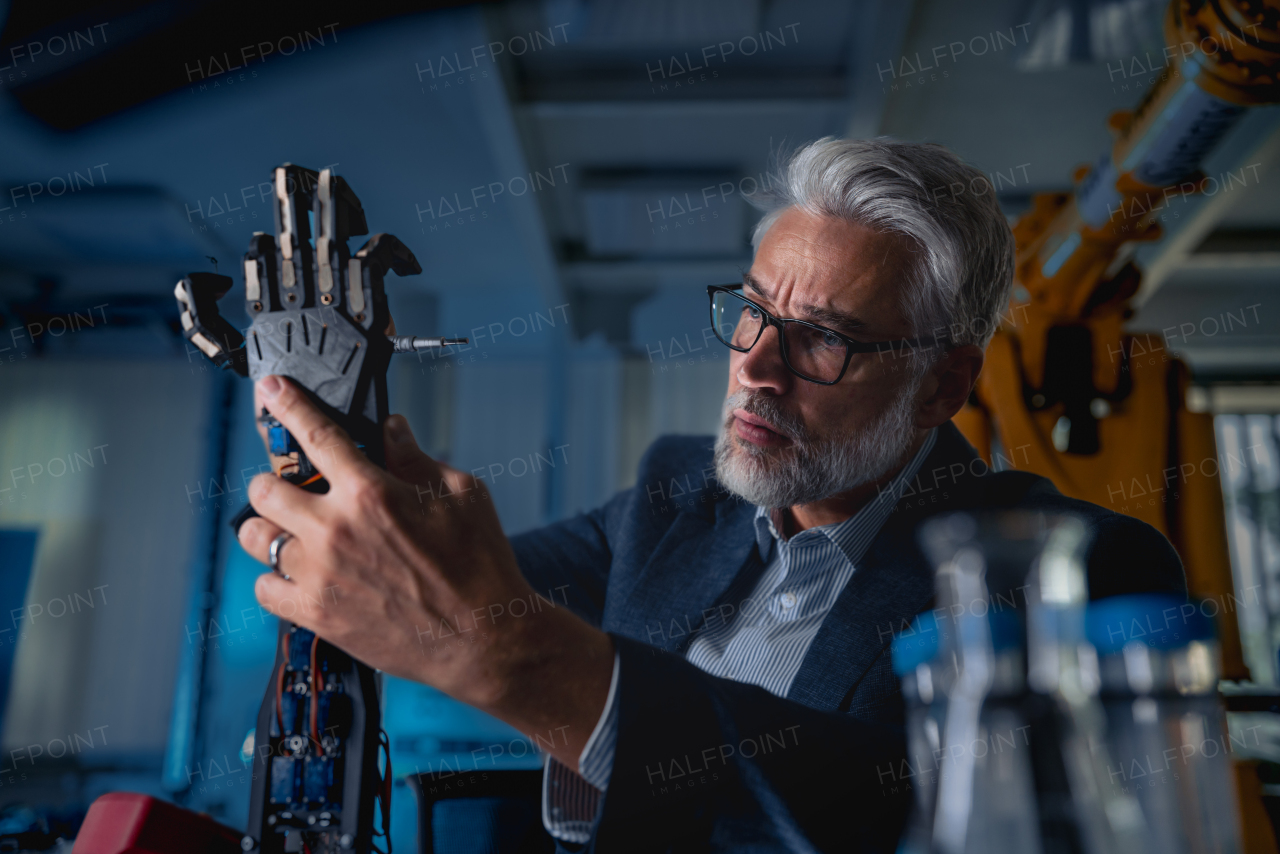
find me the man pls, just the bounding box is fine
[237,137,1186,852]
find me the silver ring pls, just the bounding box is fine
[268,532,294,580]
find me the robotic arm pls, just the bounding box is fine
[168,164,464,854]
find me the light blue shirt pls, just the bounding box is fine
[542,428,939,843]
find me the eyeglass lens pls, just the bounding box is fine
[711,289,847,383]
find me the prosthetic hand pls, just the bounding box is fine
[175,164,463,508]
[172,165,464,854]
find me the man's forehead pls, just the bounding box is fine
[747,208,912,330]
[739,272,864,335]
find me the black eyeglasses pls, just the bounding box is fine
[706,285,943,385]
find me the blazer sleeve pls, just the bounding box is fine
[508,486,632,628]
[589,635,911,854]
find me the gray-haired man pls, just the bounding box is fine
[239,137,1186,852]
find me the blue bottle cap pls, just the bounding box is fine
[1085,594,1212,655]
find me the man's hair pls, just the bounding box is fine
[747,137,1016,349]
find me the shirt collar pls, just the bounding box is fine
[752,426,938,565]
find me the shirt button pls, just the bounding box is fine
[780,592,797,608]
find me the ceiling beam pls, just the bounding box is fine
[1135,116,1280,306]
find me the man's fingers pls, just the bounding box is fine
[384,414,444,492]
[256,375,369,481]
[256,571,304,622]
[247,470,325,540]
[237,515,285,566]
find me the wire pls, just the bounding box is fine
[309,634,321,749]
[275,633,289,748]
[299,472,324,487]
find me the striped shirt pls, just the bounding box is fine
[542,428,939,843]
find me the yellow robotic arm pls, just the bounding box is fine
[959,0,1280,681]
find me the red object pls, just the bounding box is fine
[72,792,243,854]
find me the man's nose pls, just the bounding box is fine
[736,324,791,393]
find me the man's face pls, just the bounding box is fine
[714,206,931,508]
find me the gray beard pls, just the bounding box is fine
[713,379,922,509]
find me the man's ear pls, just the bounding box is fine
[915,345,984,429]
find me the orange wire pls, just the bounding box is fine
[299,473,324,487]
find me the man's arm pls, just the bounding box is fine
[237,375,613,769]
[508,489,630,627]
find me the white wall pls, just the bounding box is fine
[0,361,211,757]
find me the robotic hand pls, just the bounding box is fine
[169,165,465,854]
[175,163,463,504]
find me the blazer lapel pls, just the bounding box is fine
[787,422,987,711]
[603,497,763,654]
[784,511,934,711]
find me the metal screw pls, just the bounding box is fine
[253,301,263,312]
[240,836,255,851]
[339,834,354,849]
[286,293,297,302]
[354,313,365,323]
[320,294,333,305]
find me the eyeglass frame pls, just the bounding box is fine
[706,284,946,386]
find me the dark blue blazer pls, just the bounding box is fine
[510,421,1187,853]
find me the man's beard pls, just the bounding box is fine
[713,378,923,509]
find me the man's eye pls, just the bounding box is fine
[747,307,762,320]
[821,331,841,348]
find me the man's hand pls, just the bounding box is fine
[237,374,614,768]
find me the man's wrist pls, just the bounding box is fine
[461,594,615,767]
